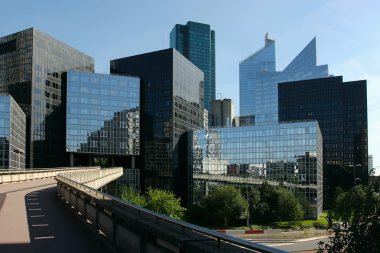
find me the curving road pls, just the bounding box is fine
[0,178,111,253]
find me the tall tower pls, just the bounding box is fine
[239,34,328,124]
[0,28,94,168]
[170,21,215,112]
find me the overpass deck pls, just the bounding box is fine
[0,178,111,253]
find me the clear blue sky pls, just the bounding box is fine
[1,0,379,172]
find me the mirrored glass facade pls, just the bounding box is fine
[185,122,323,219]
[66,71,139,155]
[111,48,204,195]
[0,28,94,168]
[0,96,26,170]
[170,21,215,111]
[239,36,328,124]
[279,76,368,206]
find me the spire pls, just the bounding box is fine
[284,37,317,71]
[265,33,274,46]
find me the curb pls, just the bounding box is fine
[216,229,281,235]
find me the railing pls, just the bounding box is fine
[56,173,288,253]
[0,167,100,184]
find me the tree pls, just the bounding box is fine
[276,188,304,228]
[145,188,187,220]
[318,184,380,253]
[118,186,146,207]
[205,185,248,226]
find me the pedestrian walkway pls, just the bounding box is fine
[0,178,111,253]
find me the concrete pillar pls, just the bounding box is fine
[131,156,135,168]
[70,153,74,167]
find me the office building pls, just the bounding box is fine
[233,115,255,127]
[170,21,215,111]
[111,48,204,196]
[183,121,323,219]
[0,28,94,168]
[64,71,140,167]
[0,95,26,170]
[278,76,368,204]
[239,34,328,124]
[210,99,234,127]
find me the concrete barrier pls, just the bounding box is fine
[0,167,100,184]
[56,176,287,253]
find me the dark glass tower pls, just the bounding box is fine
[0,28,94,168]
[278,76,368,205]
[170,21,215,111]
[110,48,204,197]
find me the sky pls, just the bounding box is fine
[1,0,379,173]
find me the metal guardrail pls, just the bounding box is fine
[56,173,288,253]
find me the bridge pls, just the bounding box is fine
[0,167,287,253]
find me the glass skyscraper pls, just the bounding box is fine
[170,21,215,111]
[278,76,368,206]
[239,34,328,124]
[0,28,94,168]
[65,71,140,166]
[0,95,26,170]
[111,48,204,196]
[183,121,324,219]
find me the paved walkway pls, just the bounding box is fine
[0,178,111,253]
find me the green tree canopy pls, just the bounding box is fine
[205,185,248,226]
[276,188,304,227]
[318,184,380,253]
[118,186,146,207]
[145,188,187,220]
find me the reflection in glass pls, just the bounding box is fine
[188,122,323,219]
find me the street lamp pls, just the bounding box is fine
[348,164,362,186]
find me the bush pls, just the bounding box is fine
[313,220,328,229]
[300,223,313,229]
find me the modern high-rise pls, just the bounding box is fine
[0,28,94,168]
[0,95,26,170]
[64,71,140,167]
[170,21,215,111]
[278,76,368,205]
[239,34,328,124]
[210,99,234,127]
[182,121,324,219]
[110,48,204,197]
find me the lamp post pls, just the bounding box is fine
[348,164,362,186]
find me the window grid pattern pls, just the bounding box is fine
[66,71,140,155]
[0,96,26,170]
[189,122,323,219]
[239,37,328,125]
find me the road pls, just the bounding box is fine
[0,178,111,253]
[237,233,330,252]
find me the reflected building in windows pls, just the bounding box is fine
[111,48,204,197]
[239,34,328,124]
[0,28,94,168]
[278,76,368,206]
[64,71,140,168]
[0,95,26,170]
[170,21,215,111]
[183,121,323,219]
